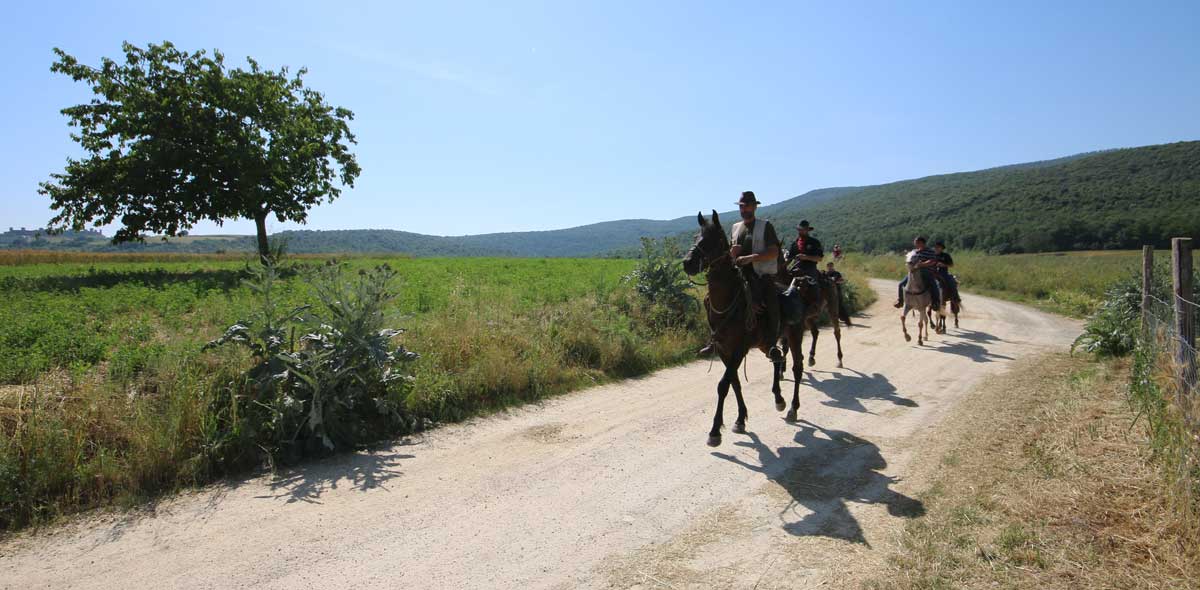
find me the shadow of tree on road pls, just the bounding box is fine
[712,420,924,544]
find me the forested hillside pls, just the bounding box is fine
[762,141,1200,253]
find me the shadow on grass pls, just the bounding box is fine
[713,420,924,545]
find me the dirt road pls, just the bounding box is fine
[1,280,1080,589]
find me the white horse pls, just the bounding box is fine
[901,262,942,345]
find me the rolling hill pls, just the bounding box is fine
[6,141,1197,257]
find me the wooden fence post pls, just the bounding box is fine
[1142,245,1153,334]
[1172,237,1194,392]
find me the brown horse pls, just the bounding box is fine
[773,272,849,422]
[683,210,787,447]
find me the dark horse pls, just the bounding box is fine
[929,274,962,333]
[682,211,788,447]
[774,269,849,422]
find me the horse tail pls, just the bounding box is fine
[832,284,851,327]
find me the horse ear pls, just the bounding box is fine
[711,209,720,226]
[697,211,706,227]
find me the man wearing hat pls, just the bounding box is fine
[784,219,824,285]
[729,191,783,361]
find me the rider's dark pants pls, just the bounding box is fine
[743,268,780,350]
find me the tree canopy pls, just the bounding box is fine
[40,41,361,260]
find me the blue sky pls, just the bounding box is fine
[2,1,1198,236]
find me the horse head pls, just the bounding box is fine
[682,210,728,276]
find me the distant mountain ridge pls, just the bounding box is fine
[6,141,1197,256]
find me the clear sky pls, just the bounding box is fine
[2,1,1198,237]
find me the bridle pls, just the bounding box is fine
[686,232,744,320]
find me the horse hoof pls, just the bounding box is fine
[775,400,786,412]
[785,410,798,423]
[904,334,912,342]
[732,423,747,434]
[706,435,721,447]
[807,357,816,367]
[837,361,844,369]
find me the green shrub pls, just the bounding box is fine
[624,237,697,329]
[203,261,418,464]
[1072,262,1173,357]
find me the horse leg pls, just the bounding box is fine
[832,310,844,368]
[807,322,819,367]
[709,362,734,446]
[917,307,925,346]
[787,334,803,423]
[901,310,911,342]
[772,330,787,411]
[731,362,748,434]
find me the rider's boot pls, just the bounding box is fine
[697,342,715,357]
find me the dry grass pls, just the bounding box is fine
[862,353,1200,589]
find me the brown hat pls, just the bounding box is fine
[736,191,760,206]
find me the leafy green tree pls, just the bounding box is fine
[39,41,361,261]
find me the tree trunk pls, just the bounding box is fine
[254,211,271,265]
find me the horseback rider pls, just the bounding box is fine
[784,220,824,283]
[777,219,825,302]
[932,240,959,303]
[893,236,941,309]
[824,261,845,285]
[729,191,783,361]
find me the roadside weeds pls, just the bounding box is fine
[861,353,1199,589]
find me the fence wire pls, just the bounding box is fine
[1143,291,1198,413]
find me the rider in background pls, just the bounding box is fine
[823,261,845,285]
[932,240,959,303]
[831,244,843,262]
[784,220,824,284]
[894,236,941,309]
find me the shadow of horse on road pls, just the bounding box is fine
[713,420,924,544]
